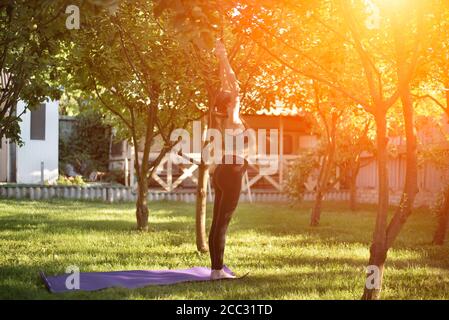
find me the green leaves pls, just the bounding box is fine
[153,0,221,51]
[60,109,110,176]
[0,0,68,143]
[64,0,205,145]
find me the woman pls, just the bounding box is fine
[208,40,248,280]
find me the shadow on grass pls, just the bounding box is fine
[0,263,364,300]
[0,210,193,235]
[0,215,137,233]
[9,266,446,300]
[1,199,448,299]
[2,247,444,300]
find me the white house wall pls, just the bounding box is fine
[0,137,8,181]
[16,100,59,184]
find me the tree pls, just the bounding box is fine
[413,0,449,245]
[433,185,449,245]
[94,0,444,296]
[284,80,373,216]
[307,83,345,226]
[0,0,68,143]
[333,0,430,300]
[424,147,449,245]
[152,0,225,251]
[65,1,204,230]
[236,0,433,299]
[156,0,279,251]
[336,112,374,211]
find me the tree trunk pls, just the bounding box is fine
[383,11,420,249]
[433,188,449,245]
[135,174,149,231]
[310,154,327,227]
[310,190,324,226]
[362,242,388,300]
[362,15,421,298]
[195,163,209,252]
[349,156,361,212]
[433,88,449,245]
[385,88,418,249]
[362,114,389,300]
[349,174,358,211]
[349,131,368,212]
[310,139,335,226]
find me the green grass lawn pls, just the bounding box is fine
[0,199,448,300]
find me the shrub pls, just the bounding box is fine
[60,109,111,177]
[285,151,319,202]
[56,175,86,186]
[102,169,125,185]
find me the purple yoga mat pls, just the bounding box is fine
[40,266,236,293]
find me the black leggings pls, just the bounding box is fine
[209,161,247,270]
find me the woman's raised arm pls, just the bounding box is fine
[215,40,239,98]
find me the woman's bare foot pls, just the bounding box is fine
[210,268,236,280]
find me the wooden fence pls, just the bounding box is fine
[356,155,447,192]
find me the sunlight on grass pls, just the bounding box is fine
[0,200,448,299]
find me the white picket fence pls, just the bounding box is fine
[0,184,354,203]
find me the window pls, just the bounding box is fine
[30,104,46,140]
[111,141,124,156]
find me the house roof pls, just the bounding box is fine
[242,114,311,132]
[255,105,303,116]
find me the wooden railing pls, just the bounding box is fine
[142,153,302,192]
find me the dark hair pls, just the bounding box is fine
[211,90,251,133]
[214,90,232,114]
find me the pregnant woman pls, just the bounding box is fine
[208,40,249,280]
